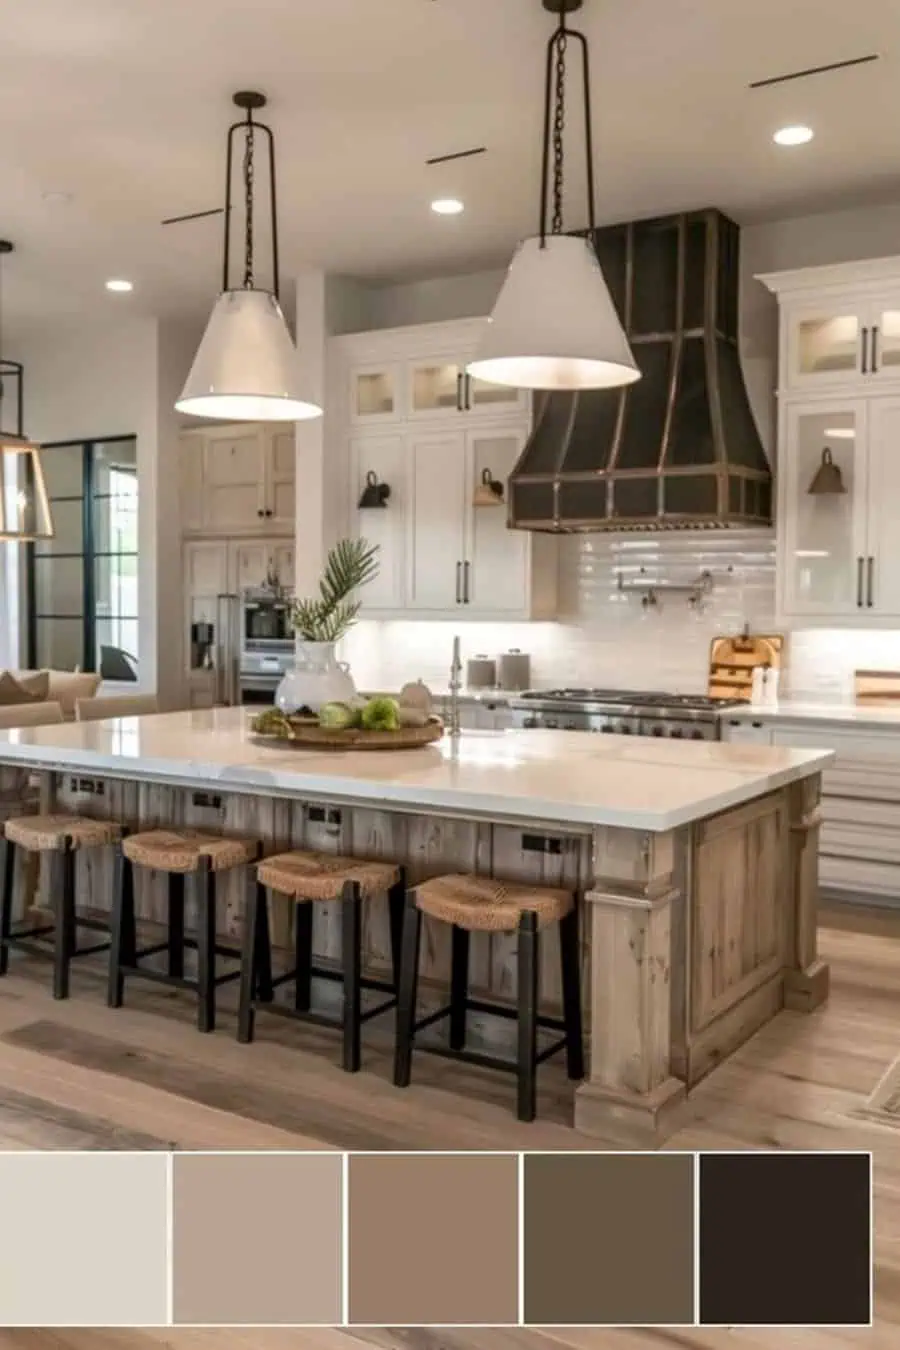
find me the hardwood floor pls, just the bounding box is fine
[0,912,897,1348]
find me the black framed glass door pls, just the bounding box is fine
[27,436,138,676]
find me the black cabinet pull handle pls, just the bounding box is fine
[861,327,870,375]
[464,373,472,411]
[868,556,875,608]
[455,561,462,603]
[456,372,464,413]
[464,560,471,603]
[857,556,865,607]
[872,325,880,373]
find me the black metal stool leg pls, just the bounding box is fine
[387,869,406,992]
[341,881,363,1073]
[167,873,185,979]
[294,901,313,1012]
[516,910,539,1123]
[393,892,422,1089]
[559,905,585,1080]
[449,924,470,1051]
[0,836,16,977]
[237,877,261,1044]
[53,839,77,1001]
[196,858,216,1033]
[107,844,128,1008]
[254,884,274,1003]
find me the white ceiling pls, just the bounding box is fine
[2,0,899,334]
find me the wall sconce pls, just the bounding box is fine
[358,470,391,509]
[807,447,846,496]
[473,468,505,507]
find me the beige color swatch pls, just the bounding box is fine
[348,1152,519,1326]
[172,1152,342,1326]
[0,1152,168,1326]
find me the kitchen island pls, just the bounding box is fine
[0,708,833,1146]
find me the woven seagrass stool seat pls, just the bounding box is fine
[393,873,584,1123]
[0,813,123,1000]
[108,828,262,1034]
[239,849,406,1074]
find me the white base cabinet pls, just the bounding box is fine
[334,320,557,621]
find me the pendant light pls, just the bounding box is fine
[467,0,639,392]
[0,241,53,543]
[177,91,322,422]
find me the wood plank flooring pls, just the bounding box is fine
[0,911,897,1348]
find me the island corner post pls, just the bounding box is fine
[0,735,829,1150]
[575,770,829,1145]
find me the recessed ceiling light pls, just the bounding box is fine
[773,125,814,146]
[105,278,133,293]
[431,198,464,216]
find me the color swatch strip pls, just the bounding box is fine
[0,1150,872,1328]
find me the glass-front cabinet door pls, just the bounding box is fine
[870,301,900,379]
[350,363,401,424]
[780,403,869,616]
[408,356,464,417]
[465,371,530,417]
[786,305,865,389]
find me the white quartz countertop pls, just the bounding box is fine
[723,700,900,730]
[0,708,833,832]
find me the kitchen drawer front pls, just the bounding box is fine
[772,724,900,801]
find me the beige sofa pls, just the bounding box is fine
[0,669,103,721]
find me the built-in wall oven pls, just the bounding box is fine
[239,590,294,704]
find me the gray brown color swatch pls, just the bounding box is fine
[523,1152,695,1326]
[348,1153,519,1326]
[172,1152,343,1325]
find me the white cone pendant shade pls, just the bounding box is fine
[467,235,639,392]
[176,289,322,422]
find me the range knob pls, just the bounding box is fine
[545,718,558,729]
[670,728,684,738]
[651,726,664,737]
[620,725,632,735]
[524,716,538,729]
[691,729,705,740]
[564,720,577,730]
[601,725,614,734]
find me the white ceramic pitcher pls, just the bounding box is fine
[275,641,357,714]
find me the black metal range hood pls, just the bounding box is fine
[508,208,772,533]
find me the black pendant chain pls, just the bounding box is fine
[551,24,567,236]
[243,115,255,289]
[538,5,597,247]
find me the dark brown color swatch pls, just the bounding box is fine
[348,1152,519,1326]
[523,1152,695,1326]
[699,1152,872,1326]
[172,1152,343,1325]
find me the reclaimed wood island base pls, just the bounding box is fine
[0,709,834,1147]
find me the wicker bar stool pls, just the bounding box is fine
[108,828,263,1033]
[238,850,406,1073]
[0,814,122,999]
[393,873,584,1122]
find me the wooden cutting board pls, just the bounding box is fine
[708,634,785,702]
[854,669,900,704]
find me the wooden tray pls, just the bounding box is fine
[253,717,444,751]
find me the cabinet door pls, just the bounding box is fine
[869,299,900,381]
[231,540,274,593]
[351,434,407,611]
[780,403,869,616]
[465,371,530,419]
[785,303,865,389]
[202,430,266,531]
[265,428,296,529]
[408,355,464,419]
[180,435,204,533]
[350,362,402,424]
[865,398,900,615]
[407,432,467,611]
[464,426,529,613]
[273,542,295,590]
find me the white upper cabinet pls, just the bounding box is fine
[343,319,530,427]
[180,422,295,537]
[760,258,900,394]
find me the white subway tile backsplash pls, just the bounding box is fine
[341,530,900,698]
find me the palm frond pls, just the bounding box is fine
[290,538,378,643]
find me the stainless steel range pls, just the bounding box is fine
[508,689,747,740]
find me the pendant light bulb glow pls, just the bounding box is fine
[468,0,638,393]
[177,91,322,423]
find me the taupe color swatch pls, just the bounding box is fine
[0,1152,168,1326]
[348,1153,519,1326]
[524,1152,695,1326]
[172,1152,343,1326]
